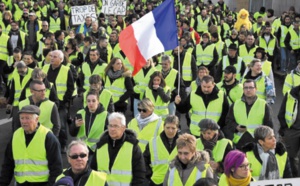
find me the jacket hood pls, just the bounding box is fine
[290,85,300,100]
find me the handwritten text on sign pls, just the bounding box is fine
[101,0,127,15]
[71,5,97,25]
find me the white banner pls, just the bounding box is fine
[71,5,97,25]
[101,0,127,15]
[250,178,300,186]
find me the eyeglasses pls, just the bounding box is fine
[33,89,46,92]
[243,87,255,90]
[69,153,87,159]
[138,108,147,113]
[108,124,123,129]
[238,163,251,170]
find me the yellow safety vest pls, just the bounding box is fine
[12,125,50,183]
[283,70,300,95]
[233,98,266,136]
[285,92,298,128]
[145,86,170,120]
[258,35,276,56]
[196,16,210,33]
[81,62,107,90]
[97,142,133,185]
[196,44,215,66]
[238,44,257,65]
[13,68,33,106]
[77,110,108,151]
[167,164,208,186]
[262,61,272,77]
[246,150,287,179]
[196,138,232,162]
[128,118,163,152]
[49,16,61,33]
[133,67,157,99]
[0,33,9,61]
[221,55,243,81]
[83,88,112,111]
[216,82,243,105]
[182,52,193,81]
[190,90,224,136]
[215,40,224,63]
[149,135,177,184]
[104,76,126,103]
[113,50,133,71]
[42,64,69,101]
[289,29,300,50]
[280,25,293,47]
[19,99,55,130]
[163,69,177,91]
[0,22,11,35]
[56,171,107,186]
[242,75,267,100]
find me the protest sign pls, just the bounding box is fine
[101,0,127,15]
[71,5,97,25]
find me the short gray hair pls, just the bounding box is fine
[67,140,89,156]
[254,126,273,142]
[16,61,27,69]
[161,55,171,63]
[53,50,64,62]
[108,112,126,126]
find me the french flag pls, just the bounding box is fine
[119,0,178,75]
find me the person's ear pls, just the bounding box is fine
[258,139,264,146]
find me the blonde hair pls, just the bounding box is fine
[176,133,197,153]
[138,98,155,112]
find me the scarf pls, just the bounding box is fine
[200,134,218,153]
[136,112,159,130]
[257,144,280,180]
[106,69,124,80]
[195,77,201,87]
[162,68,171,78]
[227,174,251,186]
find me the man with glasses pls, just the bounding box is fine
[18,80,60,137]
[0,105,62,185]
[91,112,146,185]
[55,140,107,186]
[226,79,273,149]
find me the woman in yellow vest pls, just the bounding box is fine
[219,150,253,186]
[70,90,109,155]
[144,71,171,120]
[241,126,292,180]
[128,98,163,152]
[196,119,233,176]
[104,57,133,113]
[164,133,213,186]
[189,66,209,92]
[55,140,107,186]
[144,115,180,186]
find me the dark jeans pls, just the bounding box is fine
[284,128,300,177]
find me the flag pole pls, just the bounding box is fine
[177,45,180,95]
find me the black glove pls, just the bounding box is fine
[278,128,286,137]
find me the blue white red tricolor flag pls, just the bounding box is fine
[119,0,178,75]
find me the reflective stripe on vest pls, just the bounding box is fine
[196,16,210,32]
[145,86,170,120]
[196,44,215,66]
[149,135,177,184]
[246,150,287,179]
[258,36,276,56]
[13,68,33,106]
[233,98,266,136]
[12,126,50,183]
[280,25,292,47]
[104,76,126,103]
[42,64,69,101]
[0,33,9,61]
[289,29,300,50]
[163,69,177,91]
[196,138,231,162]
[190,90,224,136]
[133,67,157,99]
[239,44,257,65]
[82,62,107,90]
[182,52,193,81]
[168,165,206,186]
[49,17,61,33]
[96,142,133,185]
[128,118,163,152]
[285,92,298,128]
[77,110,108,151]
[56,171,107,186]
[19,98,55,129]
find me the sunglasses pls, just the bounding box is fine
[138,108,147,113]
[69,153,87,159]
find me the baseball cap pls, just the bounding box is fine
[228,43,237,50]
[223,65,237,74]
[19,105,40,115]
